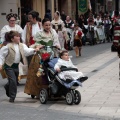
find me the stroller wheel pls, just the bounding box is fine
[73,90,81,105]
[66,91,74,105]
[39,89,48,104]
[31,95,35,99]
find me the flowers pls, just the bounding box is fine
[41,52,50,61]
[78,31,82,37]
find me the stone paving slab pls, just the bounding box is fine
[1,92,41,108]
[1,49,120,119]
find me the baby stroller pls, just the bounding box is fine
[38,46,82,105]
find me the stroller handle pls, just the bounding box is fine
[34,45,60,55]
[60,68,78,72]
[41,45,60,51]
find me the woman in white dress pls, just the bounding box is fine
[94,15,105,43]
[0,13,23,43]
[51,11,69,50]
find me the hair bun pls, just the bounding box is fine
[6,13,17,21]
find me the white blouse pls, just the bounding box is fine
[0,43,35,65]
[0,24,23,43]
[22,22,42,43]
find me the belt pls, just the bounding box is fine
[4,63,19,69]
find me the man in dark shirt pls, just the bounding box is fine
[61,10,66,22]
[44,9,52,21]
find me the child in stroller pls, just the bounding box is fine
[39,47,88,105]
[54,50,88,82]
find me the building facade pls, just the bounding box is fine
[0,0,77,29]
[0,0,119,29]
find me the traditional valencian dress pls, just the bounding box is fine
[33,28,60,47]
[94,18,105,42]
[51,19,69,50]
[64,20,74,50]
[73,28,83,57]
[22,22,42,46]
[103,19,112,42]
[24,28,60,96]
[0,24,23,43]
[54,58,84,80]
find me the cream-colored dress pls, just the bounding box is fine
[33,28,60,48]
[51,19,69,50]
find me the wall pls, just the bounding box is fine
[0,0,19,29]
[33,0,45,20]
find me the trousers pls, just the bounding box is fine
[5,67,19,99]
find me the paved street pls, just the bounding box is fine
[0,43,120,120]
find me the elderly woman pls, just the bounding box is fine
[51,11,68,50]
[24,18,60,97]
[1,13,23,43]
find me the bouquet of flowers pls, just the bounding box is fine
[78,31,82,37]
[41,52,50,61]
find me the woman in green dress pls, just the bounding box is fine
[24,18,60,97]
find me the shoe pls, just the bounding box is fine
[9,98,14,103]
[80,76,88,83]
[4,85,9,97]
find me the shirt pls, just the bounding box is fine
[22,22,42,43]
[0,43,35,65]
[0,24,23,43]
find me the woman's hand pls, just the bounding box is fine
[36,45,45,49]
[0,65,3,71]
[35,45,45,52]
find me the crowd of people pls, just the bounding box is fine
[0,9,120,103]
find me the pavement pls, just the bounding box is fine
[0,45,120,119]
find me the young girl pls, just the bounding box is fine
[0,30,40,103]
[73,23,83,57]
[54,50,88,82]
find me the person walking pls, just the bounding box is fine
[94,15,105,43]
[22,10,42,47]
[51,11,68,50]
[0,31,40,103]
[22,10,42,66]
[73,23,83,57]
[0,13,23,43]
[64,16,74,50]
[24,18,60,98]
